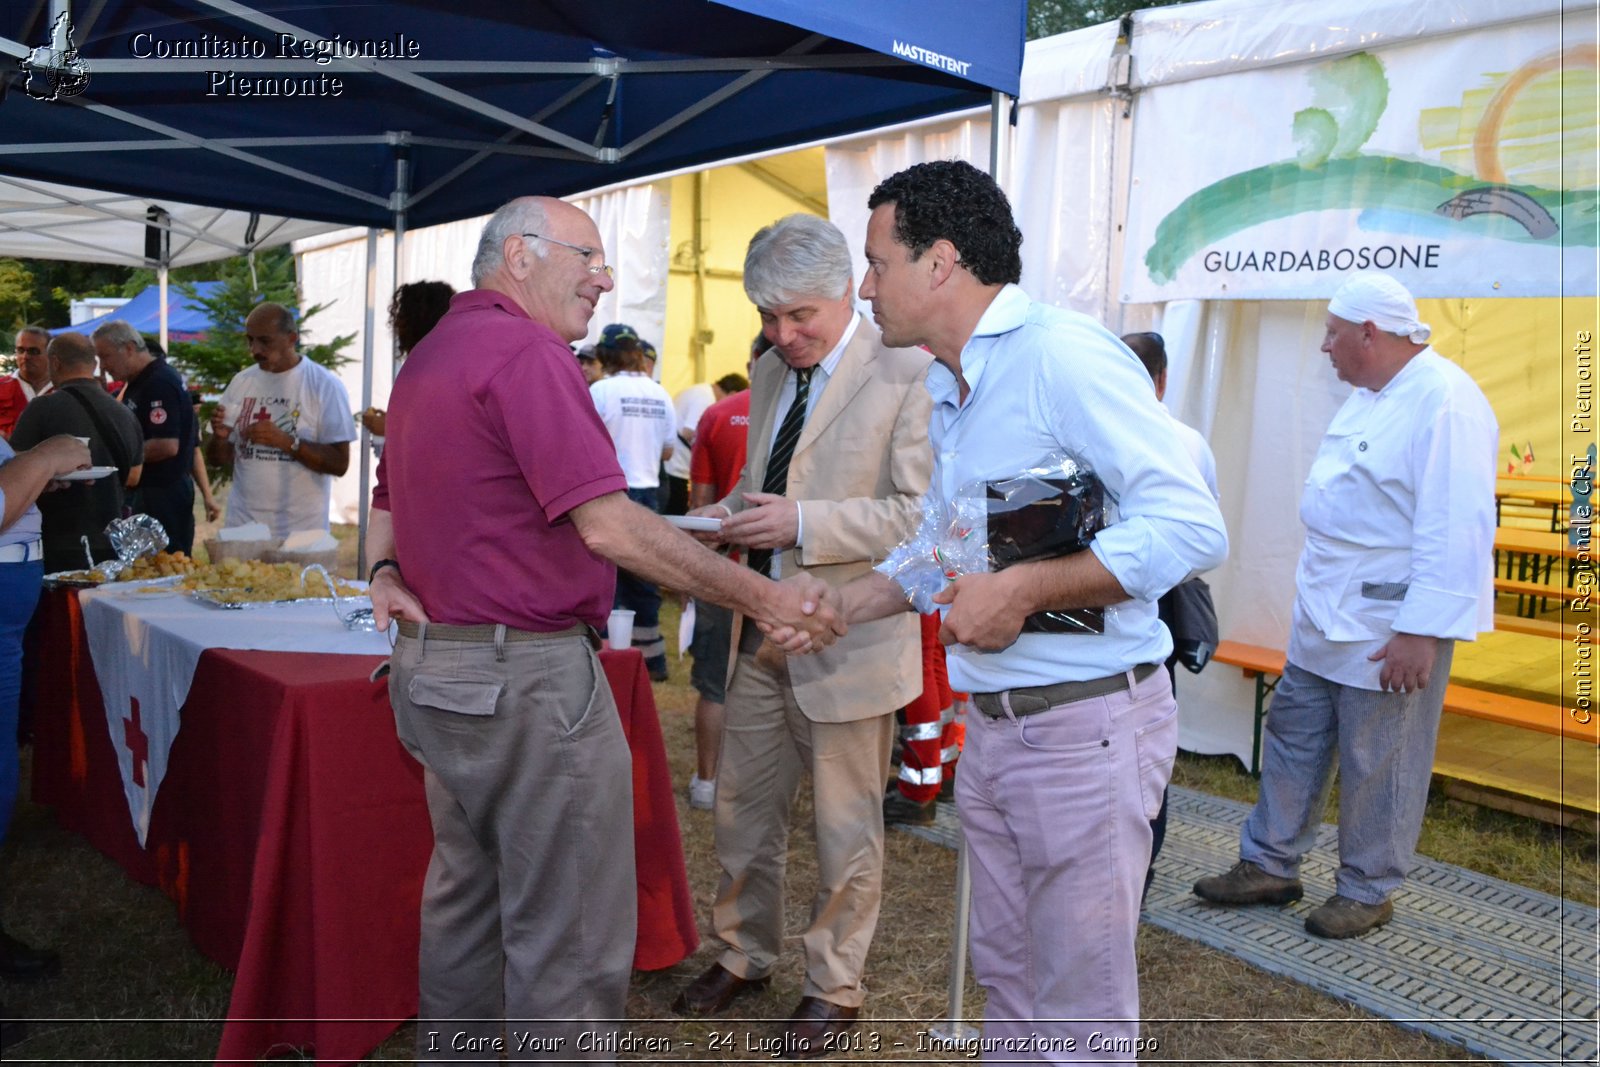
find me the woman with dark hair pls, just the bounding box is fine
[361,280,456,440]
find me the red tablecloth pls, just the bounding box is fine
[31,588,697,1065]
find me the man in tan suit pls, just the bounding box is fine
[673,213,932,1055]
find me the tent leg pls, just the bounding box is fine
[988,91,1013,192]
[157,265,170,353]
[356,227,378,579]
[931,830,979,1044]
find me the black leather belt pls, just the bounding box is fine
[972,663,1162,718]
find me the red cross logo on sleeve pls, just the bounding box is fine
[124,697,150,787]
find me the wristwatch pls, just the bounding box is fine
[369,558,401,583]
[288,432,301,457]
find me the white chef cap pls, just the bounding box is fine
[1327,272,1430,343]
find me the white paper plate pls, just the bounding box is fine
[57,466,117,482]
[664,514,723,532]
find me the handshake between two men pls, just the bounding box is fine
[367,490,848,654]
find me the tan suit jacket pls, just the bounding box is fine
[722,316,933,722]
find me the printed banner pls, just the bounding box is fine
[1123,15,1597,301]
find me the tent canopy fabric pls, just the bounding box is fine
[0,175,342,267]
[0,0,1024,232]
[51,281,223,340]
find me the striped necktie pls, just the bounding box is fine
[748,365,814,577]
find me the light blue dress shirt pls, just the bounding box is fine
[920,285,1228,693]
[0,438,44,548]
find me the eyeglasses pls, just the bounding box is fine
[521,233,615,278]
[14,345,42,356]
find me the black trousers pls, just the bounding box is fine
[128,477,196,556]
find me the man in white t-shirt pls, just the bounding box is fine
[662,381,715,515]
[589,322,678,678]
[206,303,356,540]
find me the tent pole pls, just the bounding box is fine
[157,265,169,353]
[988,90,1013,193]
[356,227,378,580]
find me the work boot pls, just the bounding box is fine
[1304,894,1393,939]
[1192,860,1303,906]
[882,787,936,826]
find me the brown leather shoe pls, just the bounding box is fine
[671,962,770,1016]
[781,996,860,1060]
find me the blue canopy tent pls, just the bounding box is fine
[0,1,1022,230]
[51,281,222,341]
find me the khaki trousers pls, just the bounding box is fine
[711,649,894,1007]
[391,626,635,1063]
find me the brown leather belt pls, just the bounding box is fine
[396,619,596,648]
[971,663,1162,719]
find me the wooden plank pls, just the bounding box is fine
[1493,615,1595,642]
[1439,779,1600,828]
[1442,682,1597,744]
[1493,578,1568,599]
[1213,640,1284,676]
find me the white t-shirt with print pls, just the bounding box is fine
[218,358,356,539]
[589,372,677,489]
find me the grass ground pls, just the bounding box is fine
[2,589,1591,1061]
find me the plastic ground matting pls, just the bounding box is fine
[896,785,1597,1067]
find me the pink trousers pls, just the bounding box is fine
[956,666,1177,1063]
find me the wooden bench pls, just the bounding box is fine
[1213,640,1599,775]
[1494,615,1594,640]
[1492,577,1594,617]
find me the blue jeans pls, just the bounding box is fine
[1240,646,1453,904]
[0,559,43,843]
[616,487,667,674]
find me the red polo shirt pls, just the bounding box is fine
[689,389,750,501]
[372,289,627,631]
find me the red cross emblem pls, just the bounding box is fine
[124,697,150,787]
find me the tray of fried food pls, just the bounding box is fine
[181,557,363,606]
[43,569,110,588]
[114,550,202,584]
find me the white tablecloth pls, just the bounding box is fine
[78,584,390,845]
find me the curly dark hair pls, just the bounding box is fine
[867,160,1021,286]
[388,280,456,353]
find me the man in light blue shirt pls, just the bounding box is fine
[835,161,1227,1061]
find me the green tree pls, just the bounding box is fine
[1028,0,1191,38]
[0,259,39,337]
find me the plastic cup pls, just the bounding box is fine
[607,609,635,650]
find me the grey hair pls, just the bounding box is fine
[91,319,148,351]
[743,214,853,309]
[471,198,549,287]
[15,325,49,343]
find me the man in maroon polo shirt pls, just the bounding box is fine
[365,196,843,1063]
